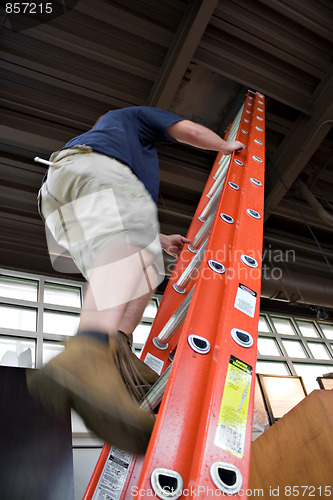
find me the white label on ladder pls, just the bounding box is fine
[214,356,252,458]
[234,283,257,318]
[92,446,132,500]
[144,352,164,375]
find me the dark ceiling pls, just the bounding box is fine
[0,0,332,318]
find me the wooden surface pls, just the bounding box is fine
[0,366,74,500]
[249,390,333,499]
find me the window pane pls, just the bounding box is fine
[0,275,38,302]
[271,317,295,335]
[296,320,320,338]
[282,340,308,359]
[43,341,65,365]
[256,361,289,376]
[294,363,333,394]
[0,336,35,368]
[258,316,271,332]
[257,337,280,356]
[261,376,306,419]
[133,323,151,346]
[319,377,333,389]
[71,409,95,435]
[43,310,80,336]
[44,282,81,308]
[319,324,333,340]
[252,376,270,440]
[307,342,331,360]
[143,300,158,319]
[0,304,37,331]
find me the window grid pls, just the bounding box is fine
[0,269,160,368]
[1,268,333,388]
[258,312,333,391]
[0,269,84,369]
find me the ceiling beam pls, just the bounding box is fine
[147,0,219,109]
[264,68,333,220]
[256,0,333,42]
[0,110,69,158]
[193,44,311,113]
[74,0,173,47]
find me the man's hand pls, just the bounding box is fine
[159,233,191,257]
[222,140,245,155]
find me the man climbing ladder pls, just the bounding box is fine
[27,105,245,454]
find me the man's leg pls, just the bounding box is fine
[118,292,152,339]
[79,248,160,394]
[27,242,159,454]
[78,242,158,336]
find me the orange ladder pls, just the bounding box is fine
[84,90,265,500]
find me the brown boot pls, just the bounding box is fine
[116,330,159,401]
[27,334,154,455]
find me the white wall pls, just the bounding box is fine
[73,446,103,500]
[72,411,103,500]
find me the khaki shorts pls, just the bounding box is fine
[39,146,164,282]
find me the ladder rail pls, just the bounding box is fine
[186,92,265,496]
[134,91,264,499]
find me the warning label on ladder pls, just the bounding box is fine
[144,352,164,375]
[214,355,252,458]
[92,447,132,500]
[234,283,257,318]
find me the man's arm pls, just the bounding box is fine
[159,233,190,257]
[167,120,244,155]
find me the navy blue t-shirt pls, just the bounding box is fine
[64,106,183,203]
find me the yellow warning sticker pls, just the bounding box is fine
[214,355,252,458]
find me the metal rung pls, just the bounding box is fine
[173,239,207,293]
[140,365,172,412]
[189,212,214,253]
[199,181,223,222]
[213,111,243,180]
[212,156,230,182]
[226,107,243,138]
[207,166,228,199]
[200,108,246,218]
[153,287,194,349]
